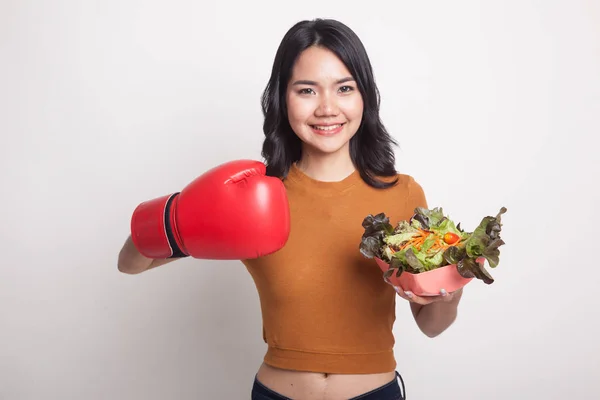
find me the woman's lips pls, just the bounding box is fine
[310,123,345,136]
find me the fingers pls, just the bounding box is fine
[403,290,437,305]
[437,289,456,303]
[392,285,455,305]
[437,289,455,302]
[392,286,413,302]
[383,277,456,304]
[392,286,434,305]
[384,279,419,303]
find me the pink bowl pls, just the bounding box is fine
[375,257,484,296]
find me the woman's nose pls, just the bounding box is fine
[315,94,339,117]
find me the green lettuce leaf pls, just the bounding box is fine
[434,218,466,239]
[464,207,507,268]
[384,220,420,247]
[411,207,446,230]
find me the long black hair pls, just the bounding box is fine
[260,18,398,189]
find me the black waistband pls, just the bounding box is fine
[251,371,406,400]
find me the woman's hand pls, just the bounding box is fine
[384,277,465,337]
[384,277,461,305]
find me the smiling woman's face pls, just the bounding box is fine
[286,46,364,157]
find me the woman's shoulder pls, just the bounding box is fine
[395,173,427,208]
[368,172,428,208]
[373,171,425,192]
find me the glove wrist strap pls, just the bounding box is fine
[164,193,188,258]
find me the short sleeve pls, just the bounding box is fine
[407,176,428,210]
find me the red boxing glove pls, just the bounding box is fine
[130,160,290,260]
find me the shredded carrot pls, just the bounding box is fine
[391,230,465,254]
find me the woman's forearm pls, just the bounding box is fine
[412,288,463,337]
[117,235,174,274]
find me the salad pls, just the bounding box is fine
[360,207,507,284]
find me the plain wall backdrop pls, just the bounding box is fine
[1,0,599,399]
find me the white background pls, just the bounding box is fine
[1,0,599,399]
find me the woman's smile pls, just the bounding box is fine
[310,122,346,136]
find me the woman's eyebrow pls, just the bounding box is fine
[291,77,355,86]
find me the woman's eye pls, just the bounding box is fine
[298,88,315,95]
[339,85,354,93]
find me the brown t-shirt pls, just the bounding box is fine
[242,163,428,374]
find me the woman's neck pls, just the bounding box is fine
[295,148,356,182]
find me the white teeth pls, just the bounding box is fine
[312,124,342,131]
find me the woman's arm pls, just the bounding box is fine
[401,178,464,337]
[409,288,464,338]
[117,235,178,274]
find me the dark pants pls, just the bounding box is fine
[251,371,406,400]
